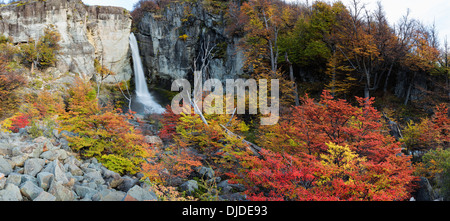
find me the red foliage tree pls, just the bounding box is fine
[159,105,181,140]
[232,91,417,201]
[9,113,30,133]
[433,104,450,147]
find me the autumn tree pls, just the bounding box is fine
[0,69,27,119]
[59,77,149,175]
[402,24,440,105]
[20,25,61,71]
[231,90,417,201]
[238,0,297,107]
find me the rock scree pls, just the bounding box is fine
[0,130,156,201]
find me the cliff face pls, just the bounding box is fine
[134,2,245,88]
[0,0,132,83]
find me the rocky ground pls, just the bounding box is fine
[0,126,247,201]
[0,129,158,201]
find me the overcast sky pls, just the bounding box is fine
[81,0,450,45]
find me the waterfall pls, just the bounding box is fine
[129,33,165,114]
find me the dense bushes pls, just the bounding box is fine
[20,25,61,70]
[228,91,417,201]
[58,78,150,175]
[149,91,418,201]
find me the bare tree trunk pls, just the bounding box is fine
[285,52,300,106]
[114,76,133,112]
[383,62,394,94]
[404,71,417,106]
[262,9,278,74]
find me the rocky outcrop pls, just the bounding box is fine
[0,0,132,83]
[0,131,156,201]
[134,2,245,88]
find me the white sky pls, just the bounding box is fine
[82,0,450,45]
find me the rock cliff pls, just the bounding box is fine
[134,2,245,88]
[0,0,132,83]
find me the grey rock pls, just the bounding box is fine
[180,180,199,196]
[101,167,119,178]
[64,156,82,167]
[37,172,54,191]
[74,185,97,199]
[20,174,38,186]
[84,171,105,185]
[196,166,215,179]
[18,127,28,136]
[52,129,60,139]
[48,182,75,201]
[33,137,56,150]
[0,143,12,156]
[0,157,12,176]
[117,176,138,192]
[10,154,29,168]
[56,149,68,160]
[144,136,163,147]
[24,158,45,176]
[33,191,56,201]
[12,143,43,158]
[40,150,61,161]
[20,181,44,200]
[42,160,69,185]
[68,164,83,176]
[0,184,22,201]
[416,177,438,201]
[6,173,22,186]
[135,2,244,87]
[107,177,124,189]
[93,189,126,201]
[124,185,157,201]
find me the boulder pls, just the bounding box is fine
[0,144,12,156]
[93,189,126,201]
[48,182,76,201]
[196,167,215,180]
[40,150,61,161]
[117,176,138,192]
[123,185,157,201]
[33,191,56,201]
[74,185,97,200]
[415,177,438,201]
[0,184,22,201]
[42,160,69,185]
[24,158,46,177]
[6,173,22,186]
[67,164,83,176]
[0,157,12,176]
[10,154,29,168]
[37,172,54,191]
[144,136,163,147]
[20,181,44,200]
[180,180,199,196]
[12,143,43,158]
[20,174,38,186]
[84,171,105,186]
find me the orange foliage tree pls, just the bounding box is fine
[230,91,417,201]
[59,78,150,175]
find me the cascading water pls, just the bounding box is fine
[129,33,165,114]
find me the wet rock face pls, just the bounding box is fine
[134,2,245,88]
[0,0,132,83]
